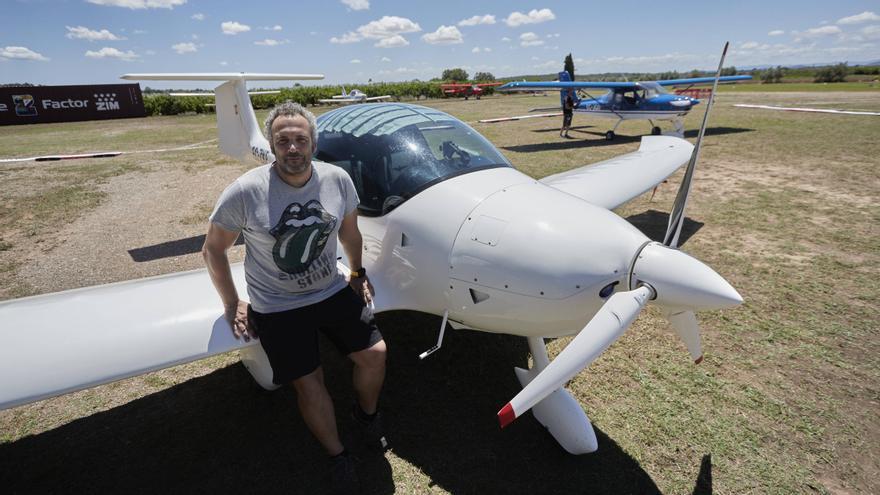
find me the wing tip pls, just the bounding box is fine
[498,403,516,428]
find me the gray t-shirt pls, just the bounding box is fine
[210,160,360,313]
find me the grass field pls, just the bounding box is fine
[0,90,878,494]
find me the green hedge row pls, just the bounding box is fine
[143,82,469,116]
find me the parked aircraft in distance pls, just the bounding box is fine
[318,86,392,104]
[499,72,751,139]
[440,82,503,100]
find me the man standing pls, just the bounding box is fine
[560,91,575,138]
[203,102,386,494]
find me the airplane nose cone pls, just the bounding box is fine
[630,242,742,311]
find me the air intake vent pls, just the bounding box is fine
[469,288,490,304]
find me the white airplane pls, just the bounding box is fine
[318,86,392,104]
[0,46,741,455]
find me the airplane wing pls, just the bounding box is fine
[500,81,638,91]
[501,75,750,91]
[0,265,251,410]
[656,75,752,86]
[365,95,392,101]
[540,136,694,210]
[319,97,358,103]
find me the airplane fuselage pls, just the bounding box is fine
[355,167,650,338]
[576,92,697,121]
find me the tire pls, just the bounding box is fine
[605,131,615,141]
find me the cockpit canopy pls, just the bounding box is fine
[315,103,512,216]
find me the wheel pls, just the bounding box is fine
[651,126,661,135]
[464,96,469,100]
[605,131,615,141]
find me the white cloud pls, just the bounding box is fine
[220,61,228,66]
[358,16,421,39]
[545,33,559,38]
[458,15,495,26]
[837,11,880,25]
[472,46,491,53]
[255,39,289,46]
[801,25,842,38]
[191,13,204,20]
[350,59,361,63]
[221,21,251,35]
[0,46,50,61]
[330,32,361,44]
[145,49,156,55]
[86,0,185,9]
[862,25,880,40]
[768,30,785,36]
[741,41,760,49]
[191,34,198,40]
[381,56,391,62]
[375,35,409,48]
[262,25,282,31]
[85,47,139,61]
[519,32,544,47]
[422,25,463,44]
[172,42,197,54]
[472,47,481,53]
[332,16,421,45]
[341,0,369,10]
[505,8,555,27]
[66,26,125,41]
[501,36,511,42]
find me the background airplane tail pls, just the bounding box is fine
[213,80,267,165]
[557,70,578,108]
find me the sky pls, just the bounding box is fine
[2,0,879,89]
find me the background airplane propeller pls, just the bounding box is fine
[498,42,741,428]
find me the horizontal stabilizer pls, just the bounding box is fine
[122,73,323,82]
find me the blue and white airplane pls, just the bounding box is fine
[500,72,751,140]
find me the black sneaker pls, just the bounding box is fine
[352,406,389,452]
[329,452,359,495]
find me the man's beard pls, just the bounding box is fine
[276,153,311,176]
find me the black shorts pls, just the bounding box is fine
[248,287,383,384]
[563,112,573,126]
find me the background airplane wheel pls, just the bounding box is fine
[652,126,662,135]
[605,131,615,141]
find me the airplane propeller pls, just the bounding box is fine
[498,43,741,429]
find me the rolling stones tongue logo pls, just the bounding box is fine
[270,200,337,275]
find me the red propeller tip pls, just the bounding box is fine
[498,403,516,428]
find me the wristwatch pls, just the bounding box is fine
[351,267,366,278]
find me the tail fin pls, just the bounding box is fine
[121,73,323,165]
[557,70,578,108]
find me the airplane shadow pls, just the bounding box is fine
[128,234,243,262]
[0,310,713,494]
[625,209,704,247]
[501,126,751,153]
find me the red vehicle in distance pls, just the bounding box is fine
[440,82,503,100]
